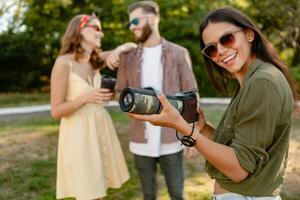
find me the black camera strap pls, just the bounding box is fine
[176,123,196,147]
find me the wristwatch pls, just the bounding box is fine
[176,123,198,147]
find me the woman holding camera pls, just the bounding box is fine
[50,14,136,200]
[129,7,297,200]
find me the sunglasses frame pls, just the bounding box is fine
[126,15,152,29]
[201,29,243,59]
[127,18,139,29]
[84,24,101,32]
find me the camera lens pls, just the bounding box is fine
[123,93,133,108]
[119,88,135,112]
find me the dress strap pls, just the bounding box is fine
[61,57,73,72]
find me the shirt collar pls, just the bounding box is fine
[243,58,265,82]
[136,37,167,55]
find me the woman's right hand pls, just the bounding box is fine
[84,88,114,104]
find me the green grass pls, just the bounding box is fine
[0,93,50,108]
[0,159,56,199]
[0,107,299,200]
[0,117,59,137]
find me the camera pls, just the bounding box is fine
[119,87,198,123]
[101,75,116,91]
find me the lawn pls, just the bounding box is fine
[0,93,50,108]
[0,105,299,199]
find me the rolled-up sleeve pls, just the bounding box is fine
[231,79,281,174]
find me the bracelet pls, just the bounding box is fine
[176,123,196,147]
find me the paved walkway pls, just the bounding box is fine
[0,98,230,116]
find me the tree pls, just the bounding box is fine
[0,0,299,95]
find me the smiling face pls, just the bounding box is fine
[202,22,255,81]
[128,8,153,43]
[80,18,104,49]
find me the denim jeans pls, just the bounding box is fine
[134,150,184,200]
[212,193,282,200]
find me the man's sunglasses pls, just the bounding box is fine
[126,15,150,29]
[84,24,101,32]
[201,29,243,59]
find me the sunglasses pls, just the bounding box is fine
[201,29,243,59]
[84,24,101,32]
[126,15,150,29]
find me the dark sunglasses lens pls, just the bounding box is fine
[127,18,139,29]
[204,45,218,58]
[132,18,139,25]
[220,33,235,48]
[93,25,100,31]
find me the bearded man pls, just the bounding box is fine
[115,1,197,199]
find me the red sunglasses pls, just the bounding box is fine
[201,29,243,59]
[79,15,101,32]
[84,24,101,32]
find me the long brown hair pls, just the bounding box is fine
[59,14,104,69]
[199,7,298,110]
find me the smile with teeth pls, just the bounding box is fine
[222,53,237,64]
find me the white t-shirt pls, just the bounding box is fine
[129,44,183,157]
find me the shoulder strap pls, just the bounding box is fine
[61,57,73,72]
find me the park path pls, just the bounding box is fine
[0,98,231,120]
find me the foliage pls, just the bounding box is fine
[0,31,46,92]
[0,0,299,96]
[242,0,300,66]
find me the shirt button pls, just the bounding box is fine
[260,156,264,160]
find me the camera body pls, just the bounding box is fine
[119,87,198,123]
[101,75,116,91]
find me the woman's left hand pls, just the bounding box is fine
[128,92,185,130]
[106,43,137,69]
[106,48,121,69]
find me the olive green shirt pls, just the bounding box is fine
[206,59,294,196]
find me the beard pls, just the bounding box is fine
[134,22,152,43]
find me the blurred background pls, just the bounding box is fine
[0,1,300,199]
[0,0,299,97]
